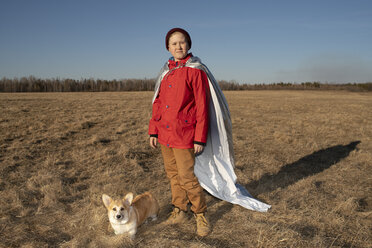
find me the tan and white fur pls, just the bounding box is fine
[102,192,159,239]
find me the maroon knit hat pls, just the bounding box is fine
[165,28,192,50]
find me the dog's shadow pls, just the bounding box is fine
[246,141,361,196]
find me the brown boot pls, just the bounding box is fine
[164,207,187,224]
[195,212,210,237]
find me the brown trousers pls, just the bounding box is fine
[160,144,207,213]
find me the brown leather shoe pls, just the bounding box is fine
[164,207,187,224]
[195,212,210,237]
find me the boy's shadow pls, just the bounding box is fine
[208,141,360,228]
[246,141,361,196]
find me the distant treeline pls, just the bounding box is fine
[1,76,371,92]
[0,77,155,92]
[218,80,372,92]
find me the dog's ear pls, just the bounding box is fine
[124,192,134,206]
[102,194,112,208]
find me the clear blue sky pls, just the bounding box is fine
[1,0,371,84]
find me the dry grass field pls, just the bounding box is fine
[0,91,371,248]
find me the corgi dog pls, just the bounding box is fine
[102,192,159,239]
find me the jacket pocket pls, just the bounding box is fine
[152,114,162,122]
[175,114,196,145]
[177,113,196,126]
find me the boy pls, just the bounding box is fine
[149,28,210,237]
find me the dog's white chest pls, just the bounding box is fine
[111,221,137,237]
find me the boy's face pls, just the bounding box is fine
[168,32,189,62]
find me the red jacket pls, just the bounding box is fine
[149,54,210,149]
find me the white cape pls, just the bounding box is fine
[153,56,271,212]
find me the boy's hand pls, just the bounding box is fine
[150,137,158,148]
[194,144,204,154]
